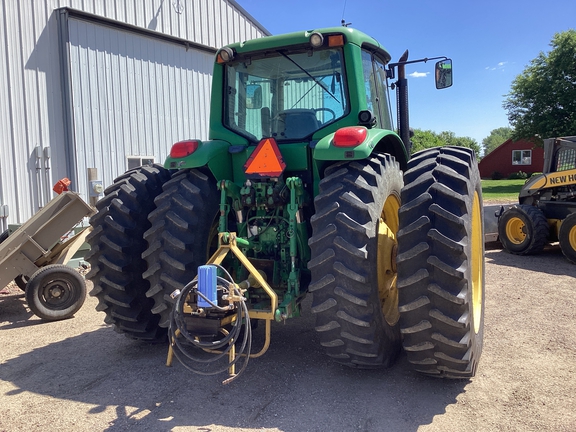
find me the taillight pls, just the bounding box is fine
[170,140,199,158]
[333,127,367,147]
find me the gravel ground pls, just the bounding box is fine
[1,240,575,432]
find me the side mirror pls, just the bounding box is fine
[435,59,453,89]
[246,84,262,109]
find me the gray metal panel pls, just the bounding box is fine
[67,17,214,201]
[0,0,268,225]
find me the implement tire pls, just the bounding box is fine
[308,154,403,368]
[25,264,86,321]
[143,169,219,328]
[498,205,549,255]
[397,146,485,378]
[559,213,576,264]
[14,275,29,291]
[86,164,171,341]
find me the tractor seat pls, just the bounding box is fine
[274,109,319,139]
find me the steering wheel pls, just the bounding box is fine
[314,108,336,122]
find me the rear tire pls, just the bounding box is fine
[559,213,576,264]
[0,231,29,291]
[143,169,220,328]
[308,154,403,368]
[14,275,29,291]
[86,164,171,341]
[397,146,485,378]
[498,205,549,255]
[25,264,86,321]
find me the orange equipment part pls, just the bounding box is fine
[53,178,71,195]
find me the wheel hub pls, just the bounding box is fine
[49,286,64,298]
[42,280,72,307]
[506,217,527,244]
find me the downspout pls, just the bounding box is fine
[56,9,79,191]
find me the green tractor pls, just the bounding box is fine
[87,27,485,381]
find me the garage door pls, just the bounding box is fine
[67,17,214,198]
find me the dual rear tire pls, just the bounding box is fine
[309,147,485,377]
[86,166,217,340]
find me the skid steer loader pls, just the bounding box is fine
[87,26,485,382]
[498,136,576,263]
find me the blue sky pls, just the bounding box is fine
[237,0,576,145]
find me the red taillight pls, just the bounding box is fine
[333,127,367,147]
[170,140,199,158]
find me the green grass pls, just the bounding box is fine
[481,179,526,201]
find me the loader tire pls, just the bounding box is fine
[559,213,576,264]
[498,205,549,255]
[397,146,485,378]
[86,164,171,341]
[308,154,403,368]
[143,169,219,328]
[25,264,86,321]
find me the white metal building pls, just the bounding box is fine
[0,0,269,230]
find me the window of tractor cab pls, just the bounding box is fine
[223,47,349,142]
[361,50,393,130]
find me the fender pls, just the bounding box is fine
[164,140,233,181]
[312,128,409,171]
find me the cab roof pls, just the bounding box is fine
[224,27,392,64]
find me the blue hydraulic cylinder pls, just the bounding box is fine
[197,265,217,308]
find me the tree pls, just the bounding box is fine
[438,131,481,158]
[411,129,444,153]
[482,126,514,155]
[504,30,576,140]
[410,129,481,158]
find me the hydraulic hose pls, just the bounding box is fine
[168,264,252,384]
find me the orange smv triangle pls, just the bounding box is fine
[244,138,286,178]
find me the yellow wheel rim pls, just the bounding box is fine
[569,224,576,252]
[505,216,527,245]
[377,194,401,326]
[471,192,483,334]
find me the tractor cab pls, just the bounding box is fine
[221,37,348,143]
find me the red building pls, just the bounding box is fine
[479,138,545,179]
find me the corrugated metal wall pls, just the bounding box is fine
[0,0,269,229]
[67,17,215,201]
